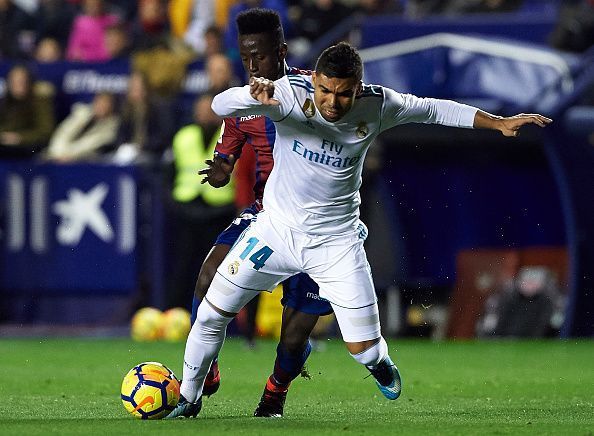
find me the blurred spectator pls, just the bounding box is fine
[104,23,131,60]
[132,36,195,98]
[206,52,240,93]
[0,64,55,158]
[66,0,119,62]
[168,0,194,40]
[550,0,594,53]
[477,266,562,338]
[34,0,77,50]
[130,0,170,51]
[112,71,175,163]
[45,92,120,162]
[132,35,195,143]
[204,25,224,57]
[183,0,216,56]
[106,0,138,22]
[166,93,235,309]
[0,0,35,60]
[356,0,402,15]
[34,37,63,63]
[214,0,237,29]
[288,0,353,57]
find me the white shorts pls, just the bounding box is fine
[206,210,381,342]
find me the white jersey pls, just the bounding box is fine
[212,74,477,235]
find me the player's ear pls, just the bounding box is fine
[355,81,363,96]
[312,71,317,86]
[278,43,288,62]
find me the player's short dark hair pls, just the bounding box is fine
[315,42,363,81]
[236,8,285,45]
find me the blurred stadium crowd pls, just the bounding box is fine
[1,0,593,161]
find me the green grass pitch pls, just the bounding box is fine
[0,338,592,435]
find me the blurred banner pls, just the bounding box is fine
[359,7,559,49]
[360,34,580,115]
[0,59,207,122]
[0,162,139,295]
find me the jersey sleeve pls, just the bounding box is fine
[380,87,477,132]
[211,76,294,121]
[215,118,245,159]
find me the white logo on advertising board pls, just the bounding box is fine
[53,183,114,245]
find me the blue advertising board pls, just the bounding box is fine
[0,162,139,295]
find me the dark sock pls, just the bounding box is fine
[271,341,312,387]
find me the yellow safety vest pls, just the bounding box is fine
[172,124,234,205]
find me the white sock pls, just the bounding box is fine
[180,301,233,402]
[349,336,388,368]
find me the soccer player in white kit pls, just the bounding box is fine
[168,42,552,418]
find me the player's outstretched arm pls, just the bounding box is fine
[212,78,284,118]
[473,110,553,137]
[199,154,236,187]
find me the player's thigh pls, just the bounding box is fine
[195,244,231,298]
[307,239,380,343]
[308,238,377,309]
[206,224,296,314]
[196,206,259,298]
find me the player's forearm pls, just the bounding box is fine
[212,86,271,117]
[472,110,506,131]
[394,94,477,128]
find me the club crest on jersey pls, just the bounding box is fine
[356,122,369,139]
[228,261,240,275]
[302,98,316,118]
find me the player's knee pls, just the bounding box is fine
[280,309,319,353]
[193,301,233,342]
[349,337,388,367]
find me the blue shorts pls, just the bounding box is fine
[214,205,259,246]
[214,206,334,316]
[281,273,333,316]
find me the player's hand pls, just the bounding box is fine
[499,114,553,137]
[199,154,236,187]
[249,77,280,106]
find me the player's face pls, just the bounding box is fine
[238,33,287,80]
[312,72,361,122]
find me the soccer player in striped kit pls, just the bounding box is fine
[179,9,335,418]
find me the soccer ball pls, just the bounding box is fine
[130,307,164,341]
[121,361,180,419]
[160,307,191,342]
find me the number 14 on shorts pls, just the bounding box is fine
[239,237,274,271]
